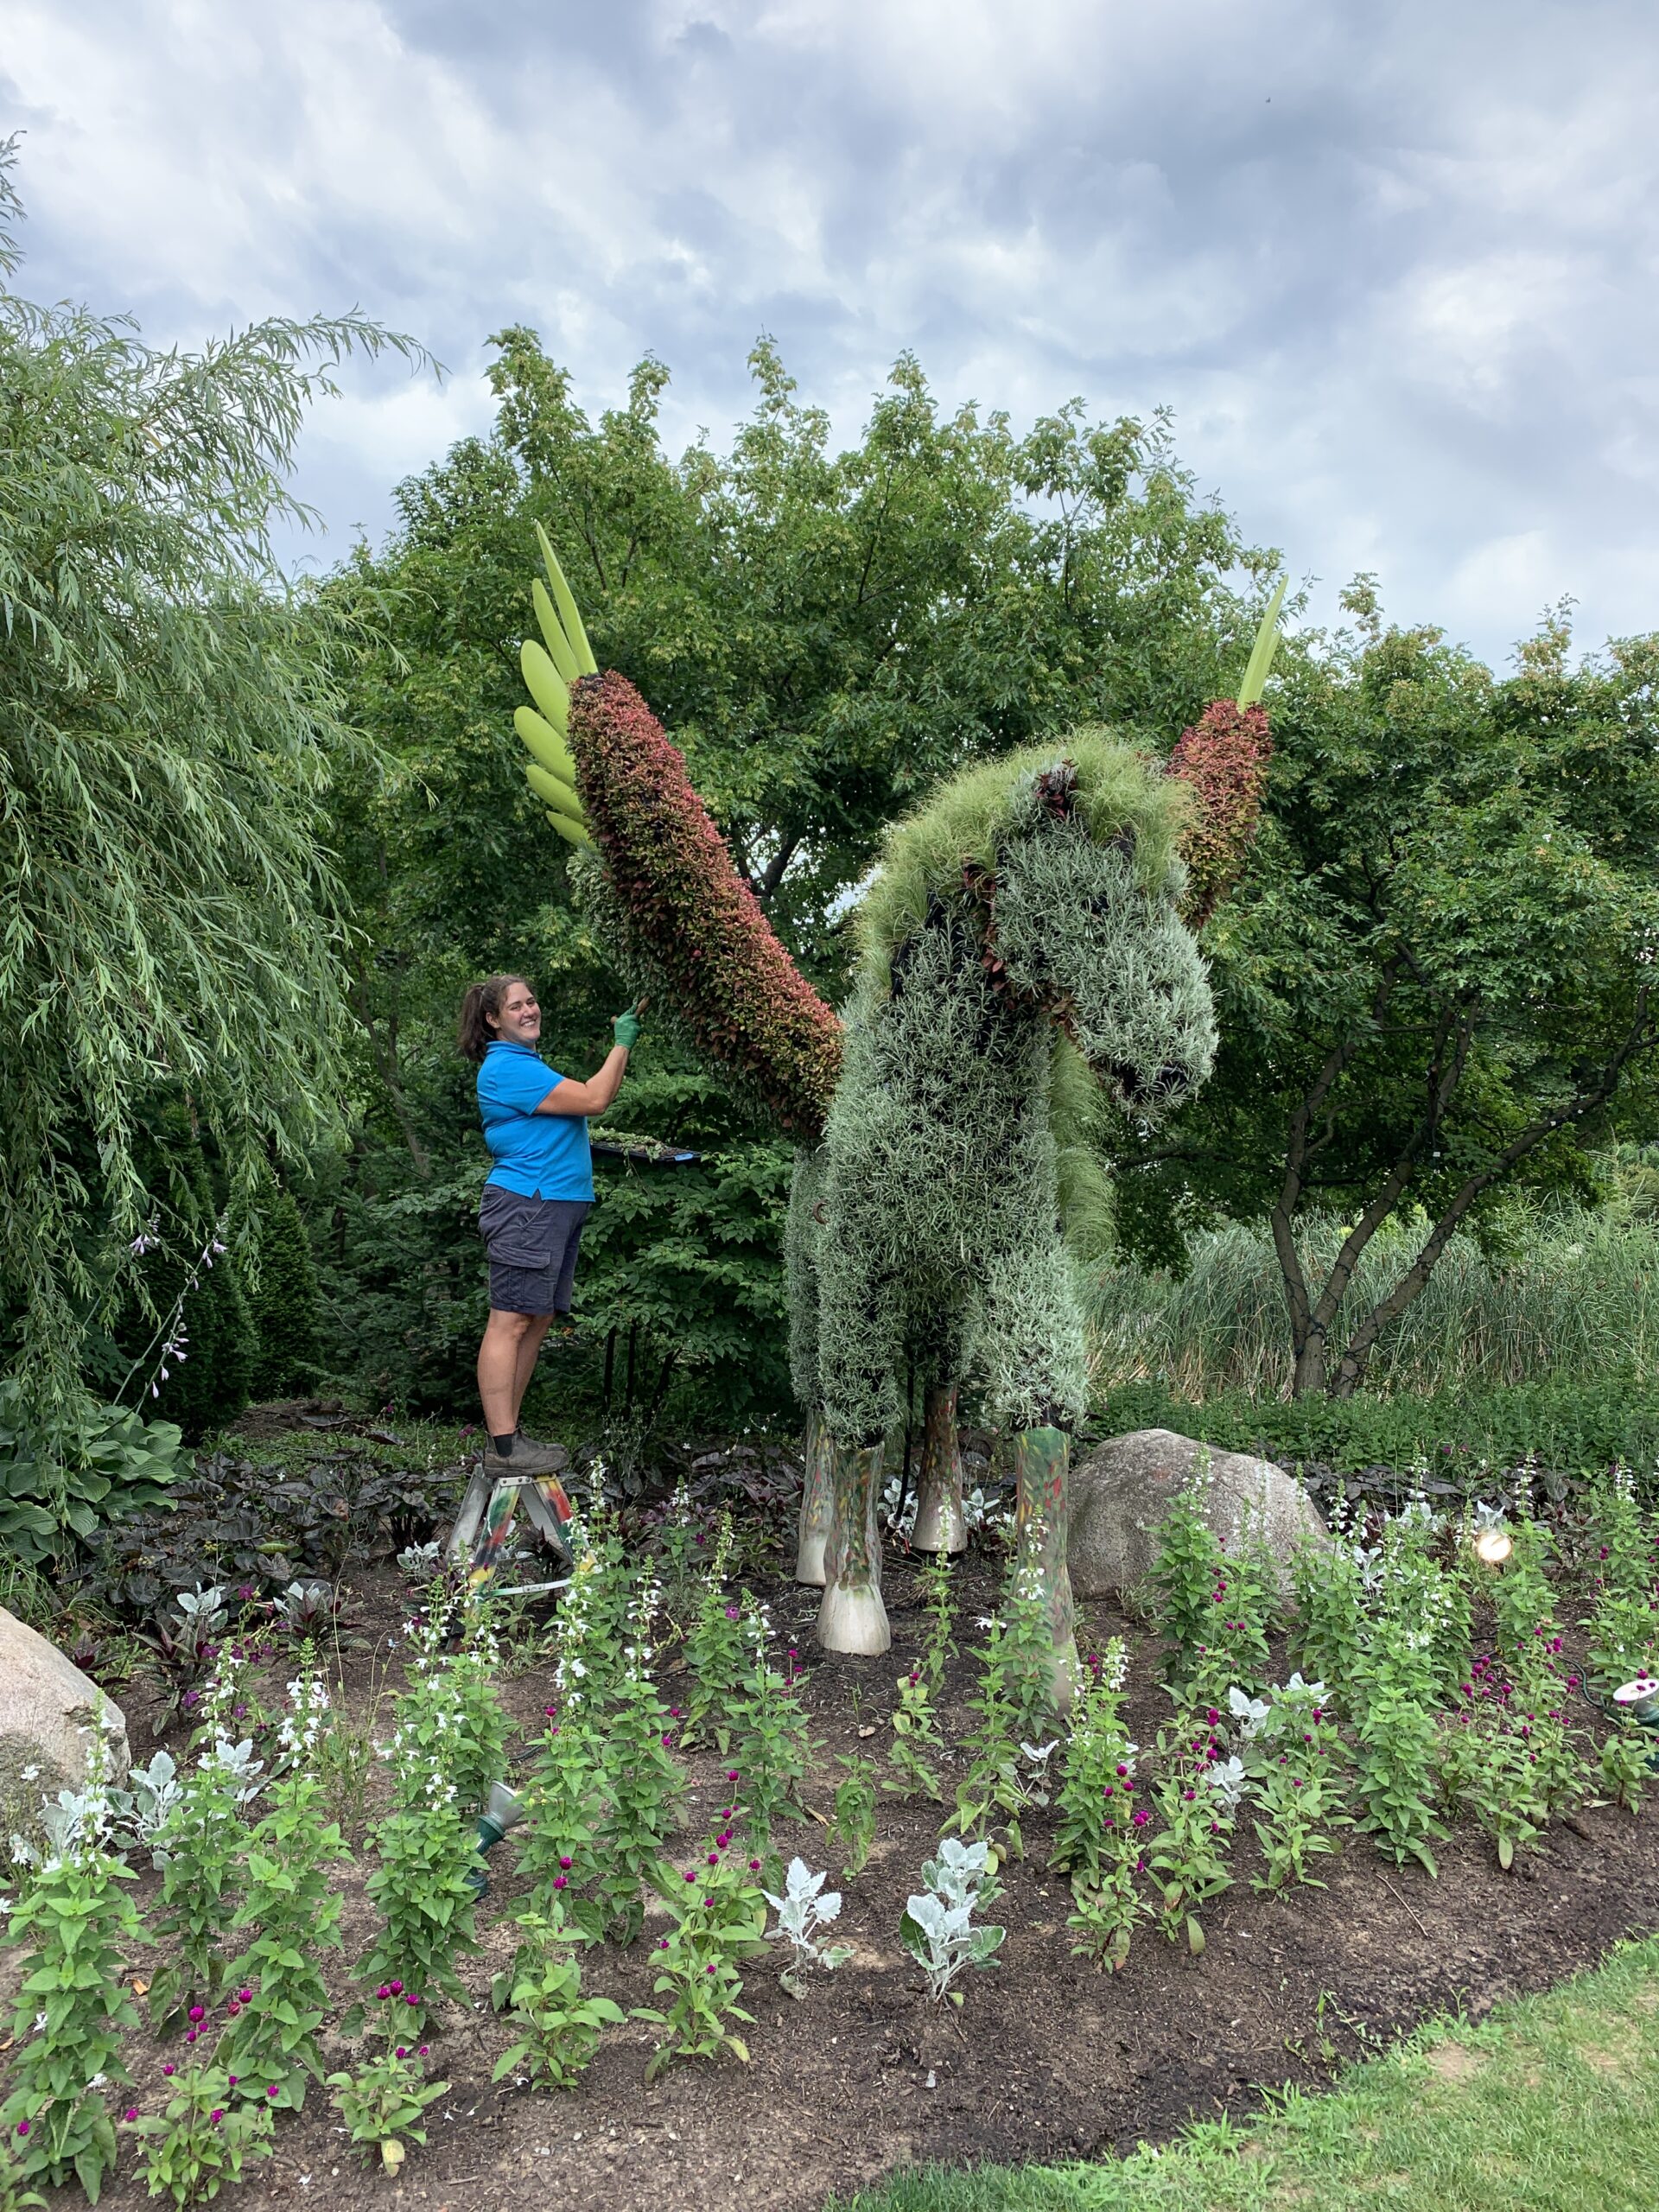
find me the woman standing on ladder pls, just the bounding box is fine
[457,973,643,1476]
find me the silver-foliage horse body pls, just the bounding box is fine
[792,736,1217,1672]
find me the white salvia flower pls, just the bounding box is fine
[1096,1637,1129,1694]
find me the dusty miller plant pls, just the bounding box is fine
[763,1859,852,1995]
[899,1837,1006,2005]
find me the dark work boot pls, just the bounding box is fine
[514,1431,570,1472]
[482,1435,569,1478]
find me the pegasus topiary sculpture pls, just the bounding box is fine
[511,530,1282,1697]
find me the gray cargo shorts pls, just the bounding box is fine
[479,1185,592,1317]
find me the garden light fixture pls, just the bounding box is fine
[1611,1675,1659,1721]
[1471,1503,1513,1567]
[467,1780,527,1897]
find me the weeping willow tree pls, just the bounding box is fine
[0,142,423,1414]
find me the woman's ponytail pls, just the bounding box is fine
[458,974,528,1063]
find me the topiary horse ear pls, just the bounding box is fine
[1165,581,1285,925]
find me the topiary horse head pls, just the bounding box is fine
[509,530,1280,1691]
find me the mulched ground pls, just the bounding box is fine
[67,1533,1659,2212]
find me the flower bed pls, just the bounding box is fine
[3,1454,1658,2212]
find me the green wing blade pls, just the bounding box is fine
[525,761,585,823]
[532,579,582,683]
[1236,576,1287,709]
[513,706,575,781]
[520,639,573,732]
[536,523,599,676]
[543,808,590,847]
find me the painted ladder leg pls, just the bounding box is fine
[817,1437,891,1655]
[1013,1424,1077,1713]
[912,1382,968,1554]
[795,1408,834,1586]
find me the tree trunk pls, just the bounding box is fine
[912,1382,967,1554]
[1013,1425,1077,1713]
[817,1436,890,1655]
[1290,1334,1328,1398]
[794,1409,834,1586]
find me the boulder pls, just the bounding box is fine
[0,1606,130,1855]
[1069,1429,1330,1600]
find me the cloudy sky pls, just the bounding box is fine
[7,0,1656,669]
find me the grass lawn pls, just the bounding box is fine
[829,1932,1659,2212]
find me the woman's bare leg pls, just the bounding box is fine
[478,1308,537,1437]
[510,1313,555,1427]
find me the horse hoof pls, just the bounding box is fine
[816,1578,891,1655]
[912,1494,968,1554]
[795,1531,828,1587]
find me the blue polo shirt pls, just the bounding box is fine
[476,1040,594,1201]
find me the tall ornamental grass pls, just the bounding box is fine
[1084,1207,1659,1402]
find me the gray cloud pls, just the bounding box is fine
[6,0,1657,664]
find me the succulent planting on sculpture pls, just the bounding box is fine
[512,534,1280,1685]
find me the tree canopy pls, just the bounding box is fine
[1112,586,1659,1395]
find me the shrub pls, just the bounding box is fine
[245,1179,323,1401]
[1091,1376,1659,1487]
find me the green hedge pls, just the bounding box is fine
[1090,1376,1659,1478]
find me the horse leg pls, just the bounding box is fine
[912,1381,967,1554]
[981,1237,1087,1711]
[817,1434,890,1654]
[795,1408,834,1586]
[1013,1423,1077,1713]
[786,1147,832,1585]
[814,1186,902,1652]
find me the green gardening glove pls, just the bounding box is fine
[613,1004,644,1051]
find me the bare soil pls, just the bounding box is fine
[86,1545,1659,2212]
